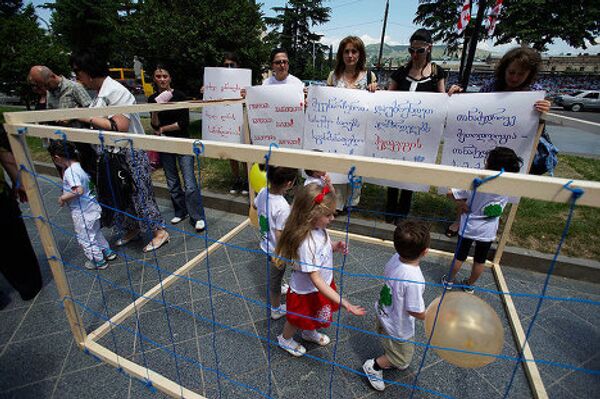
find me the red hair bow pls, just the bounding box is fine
[313,185,331,204]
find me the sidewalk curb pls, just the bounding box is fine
[35,161,600,284]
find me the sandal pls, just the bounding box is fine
[277,334,306,357]
[301,330,331,346]
[143,232,170,253]
[114,229,140,247]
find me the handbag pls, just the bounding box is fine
[96,150,135,227]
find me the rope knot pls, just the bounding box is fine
[264,142,279,164]
[17,128,27,135]
[192,140,205,156]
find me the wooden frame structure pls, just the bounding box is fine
[4,100,600,399]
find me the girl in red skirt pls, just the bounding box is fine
[275,183,366,357]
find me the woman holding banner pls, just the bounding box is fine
[445,47,553,236]
[385,29,447,225]
[327,36,378,211]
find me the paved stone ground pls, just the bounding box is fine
[0,178,598,399]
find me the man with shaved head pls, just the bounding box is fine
[27,65,97,180]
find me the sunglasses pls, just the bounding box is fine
[272,60,289,66]
[408,47,427,54]
[223,62,236,68]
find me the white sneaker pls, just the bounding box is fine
[277,334,306,357]
[195,219,206,232]
[271,303,286,320]
[280,283,289,295]
[362,359,385,391]
[170,215,187,224]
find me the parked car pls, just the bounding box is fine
[555,90,600,112]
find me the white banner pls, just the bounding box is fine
[441,91,544,170]
[202,67,252,143]
[304,86,371,183]
[366,91,448,190]
[246,85,305,149]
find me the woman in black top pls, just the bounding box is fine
[386,29,446,224]
[149,64,205,232]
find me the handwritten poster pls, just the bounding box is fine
[366,91,448,190]
[304,86,371,183]
[202,67,252,143]
[441,92,544,170]
[246,85,305,149]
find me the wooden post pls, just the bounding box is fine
[493,122,545,265]
[6,126,87,347]
[242,103,256,209]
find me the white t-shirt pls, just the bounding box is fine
[304,176,325,187]
[452,188,508,241]
[254,188,290,254]
[63,162,101,215]
[90,76,145,135]
[290,228,334,294]
[375,253,425,339]
[262,73,304,86]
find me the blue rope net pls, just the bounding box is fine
[13,130,599,399]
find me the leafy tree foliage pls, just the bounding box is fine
[264,0,331,80]
[127,0,269,96]
[0,1,68,106]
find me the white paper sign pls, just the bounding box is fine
[246,85,305,149]
[202,67,252,143]
[366,91,448,191]
[304,86,371,183]
[441,91,544,170]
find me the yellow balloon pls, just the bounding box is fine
[249,163,267,193]
[249,204,258,228]
[425,292,504,368]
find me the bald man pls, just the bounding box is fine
[27,65,97,181]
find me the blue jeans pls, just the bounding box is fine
[160,153,204,224]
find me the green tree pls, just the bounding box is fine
[45,0,132,63]
[126,0,269,96]
[415,0,600,53]
[0,1,68,107]
[264,0,330,79]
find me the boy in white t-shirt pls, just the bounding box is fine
[363,220,430,391]
[253,166,298,320]
[442,147,523,293]
[49,141,117,270]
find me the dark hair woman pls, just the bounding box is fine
[385,29,447,224]
[70,52,170,253]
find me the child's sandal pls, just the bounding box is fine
[301,330,331,346]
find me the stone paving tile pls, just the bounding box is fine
[0,378,58,399]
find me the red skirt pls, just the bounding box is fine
[286,281,340,330]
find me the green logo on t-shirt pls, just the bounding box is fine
[378,284,392,313]
[483,203,503,218]
[259,215,269,238]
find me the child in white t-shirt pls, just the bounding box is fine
[48,141,117,270]
[254,166,298,320]
[362,220,429,391]
[275,183,366,357]
[442,147,523,293]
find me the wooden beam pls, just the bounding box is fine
[88,219,250,342]
[84,340,206,399]
[6,127,87,347]
[492,263,549,399]
[6,123,600,207]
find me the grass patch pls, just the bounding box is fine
[4,106,600,260]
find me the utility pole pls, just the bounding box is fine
[377,0,390,69]
[460,0,488,88]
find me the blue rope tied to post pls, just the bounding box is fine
[103,133,153,382]
[409,168,504,399]
[193,139,222,399]
[263,142,278,398]
[502,180,584,398]
[327,165,359,399]
[113,136,184,397]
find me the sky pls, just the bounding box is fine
[31,0,600,56]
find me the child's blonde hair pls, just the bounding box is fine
[275,183,336,262]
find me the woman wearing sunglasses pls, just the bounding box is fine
[262,48,304,86]
[385,29,447,224]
